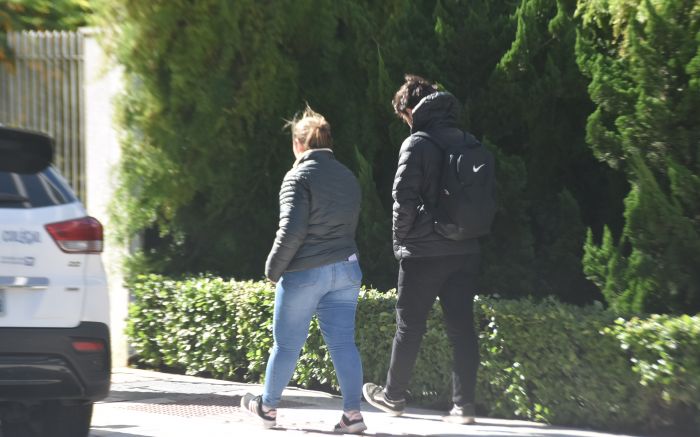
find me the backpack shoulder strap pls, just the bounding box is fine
[413,130,470,150]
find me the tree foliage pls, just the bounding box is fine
[0,0,91,64]
[474,0,627,301]
[578,0,700,314]
[96,0,634,304]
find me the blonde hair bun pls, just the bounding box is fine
[286,105,333,150]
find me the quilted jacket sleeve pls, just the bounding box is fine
[265,171,310,282]
[392,136,423,241]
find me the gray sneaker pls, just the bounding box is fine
[362,383,405,416]
[333,413,367,434]
[240,393,276,428]
[442,403,476,424]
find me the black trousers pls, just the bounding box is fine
[385,253,480,407]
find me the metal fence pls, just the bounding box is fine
[0,31,85,201]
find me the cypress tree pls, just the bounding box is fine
[577,0,700,314]
[93,0,627,303]
[95,0,410,282]
[96,0,302,278]
[464,0,625,301]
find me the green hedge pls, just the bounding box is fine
[127,275,699,433]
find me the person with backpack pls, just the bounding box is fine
[241,106,366,434]
[362,75,495,424]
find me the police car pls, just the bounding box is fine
[0,126,110,437]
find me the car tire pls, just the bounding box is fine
[42,401,93,437]
[1,402,94,437]
[1,420,40,437]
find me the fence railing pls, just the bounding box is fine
[0,31,85,201]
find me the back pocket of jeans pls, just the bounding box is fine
[281,268,320,288]
[342,261,363,285]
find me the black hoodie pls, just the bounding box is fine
[392,92,480,259]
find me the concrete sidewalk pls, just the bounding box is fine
[91,368,643,437]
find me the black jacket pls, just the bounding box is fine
[392,92,480,259]
[265,149,361,282]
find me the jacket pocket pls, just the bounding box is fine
[409,207,435,239]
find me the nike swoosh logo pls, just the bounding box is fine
[473,164,486,172]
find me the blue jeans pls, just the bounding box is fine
[262,259,363,411]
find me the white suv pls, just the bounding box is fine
[0,126,110,437]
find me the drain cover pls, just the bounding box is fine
[116,394,310,417]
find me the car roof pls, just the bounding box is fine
[0,126,53,174]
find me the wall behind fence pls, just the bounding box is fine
[0,30,85,202]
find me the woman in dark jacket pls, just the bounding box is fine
[241,106,365,434]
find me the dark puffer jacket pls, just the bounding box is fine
[265,149,361,282]
[392,92,480,259]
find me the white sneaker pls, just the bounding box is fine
[442,403,476,424]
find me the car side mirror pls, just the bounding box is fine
[0,126,53,173]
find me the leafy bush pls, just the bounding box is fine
[127,275,699,433]
[127,275,244,378]
[476,297,647,429]
[605,314,700,431]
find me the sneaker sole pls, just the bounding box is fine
[334,422,368,434]
[261,419,276,429]
[362,385,404,417]
[442,415,476,425]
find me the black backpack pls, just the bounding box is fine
[414,130,497,241]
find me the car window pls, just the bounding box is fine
[0,127,53,173]
[0,166,78,208]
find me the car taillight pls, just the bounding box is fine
[45,216,103,253]
[72,340,105,352]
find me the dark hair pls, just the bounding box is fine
[392,74,438,119]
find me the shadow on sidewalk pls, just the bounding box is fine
[91,424,144,437]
